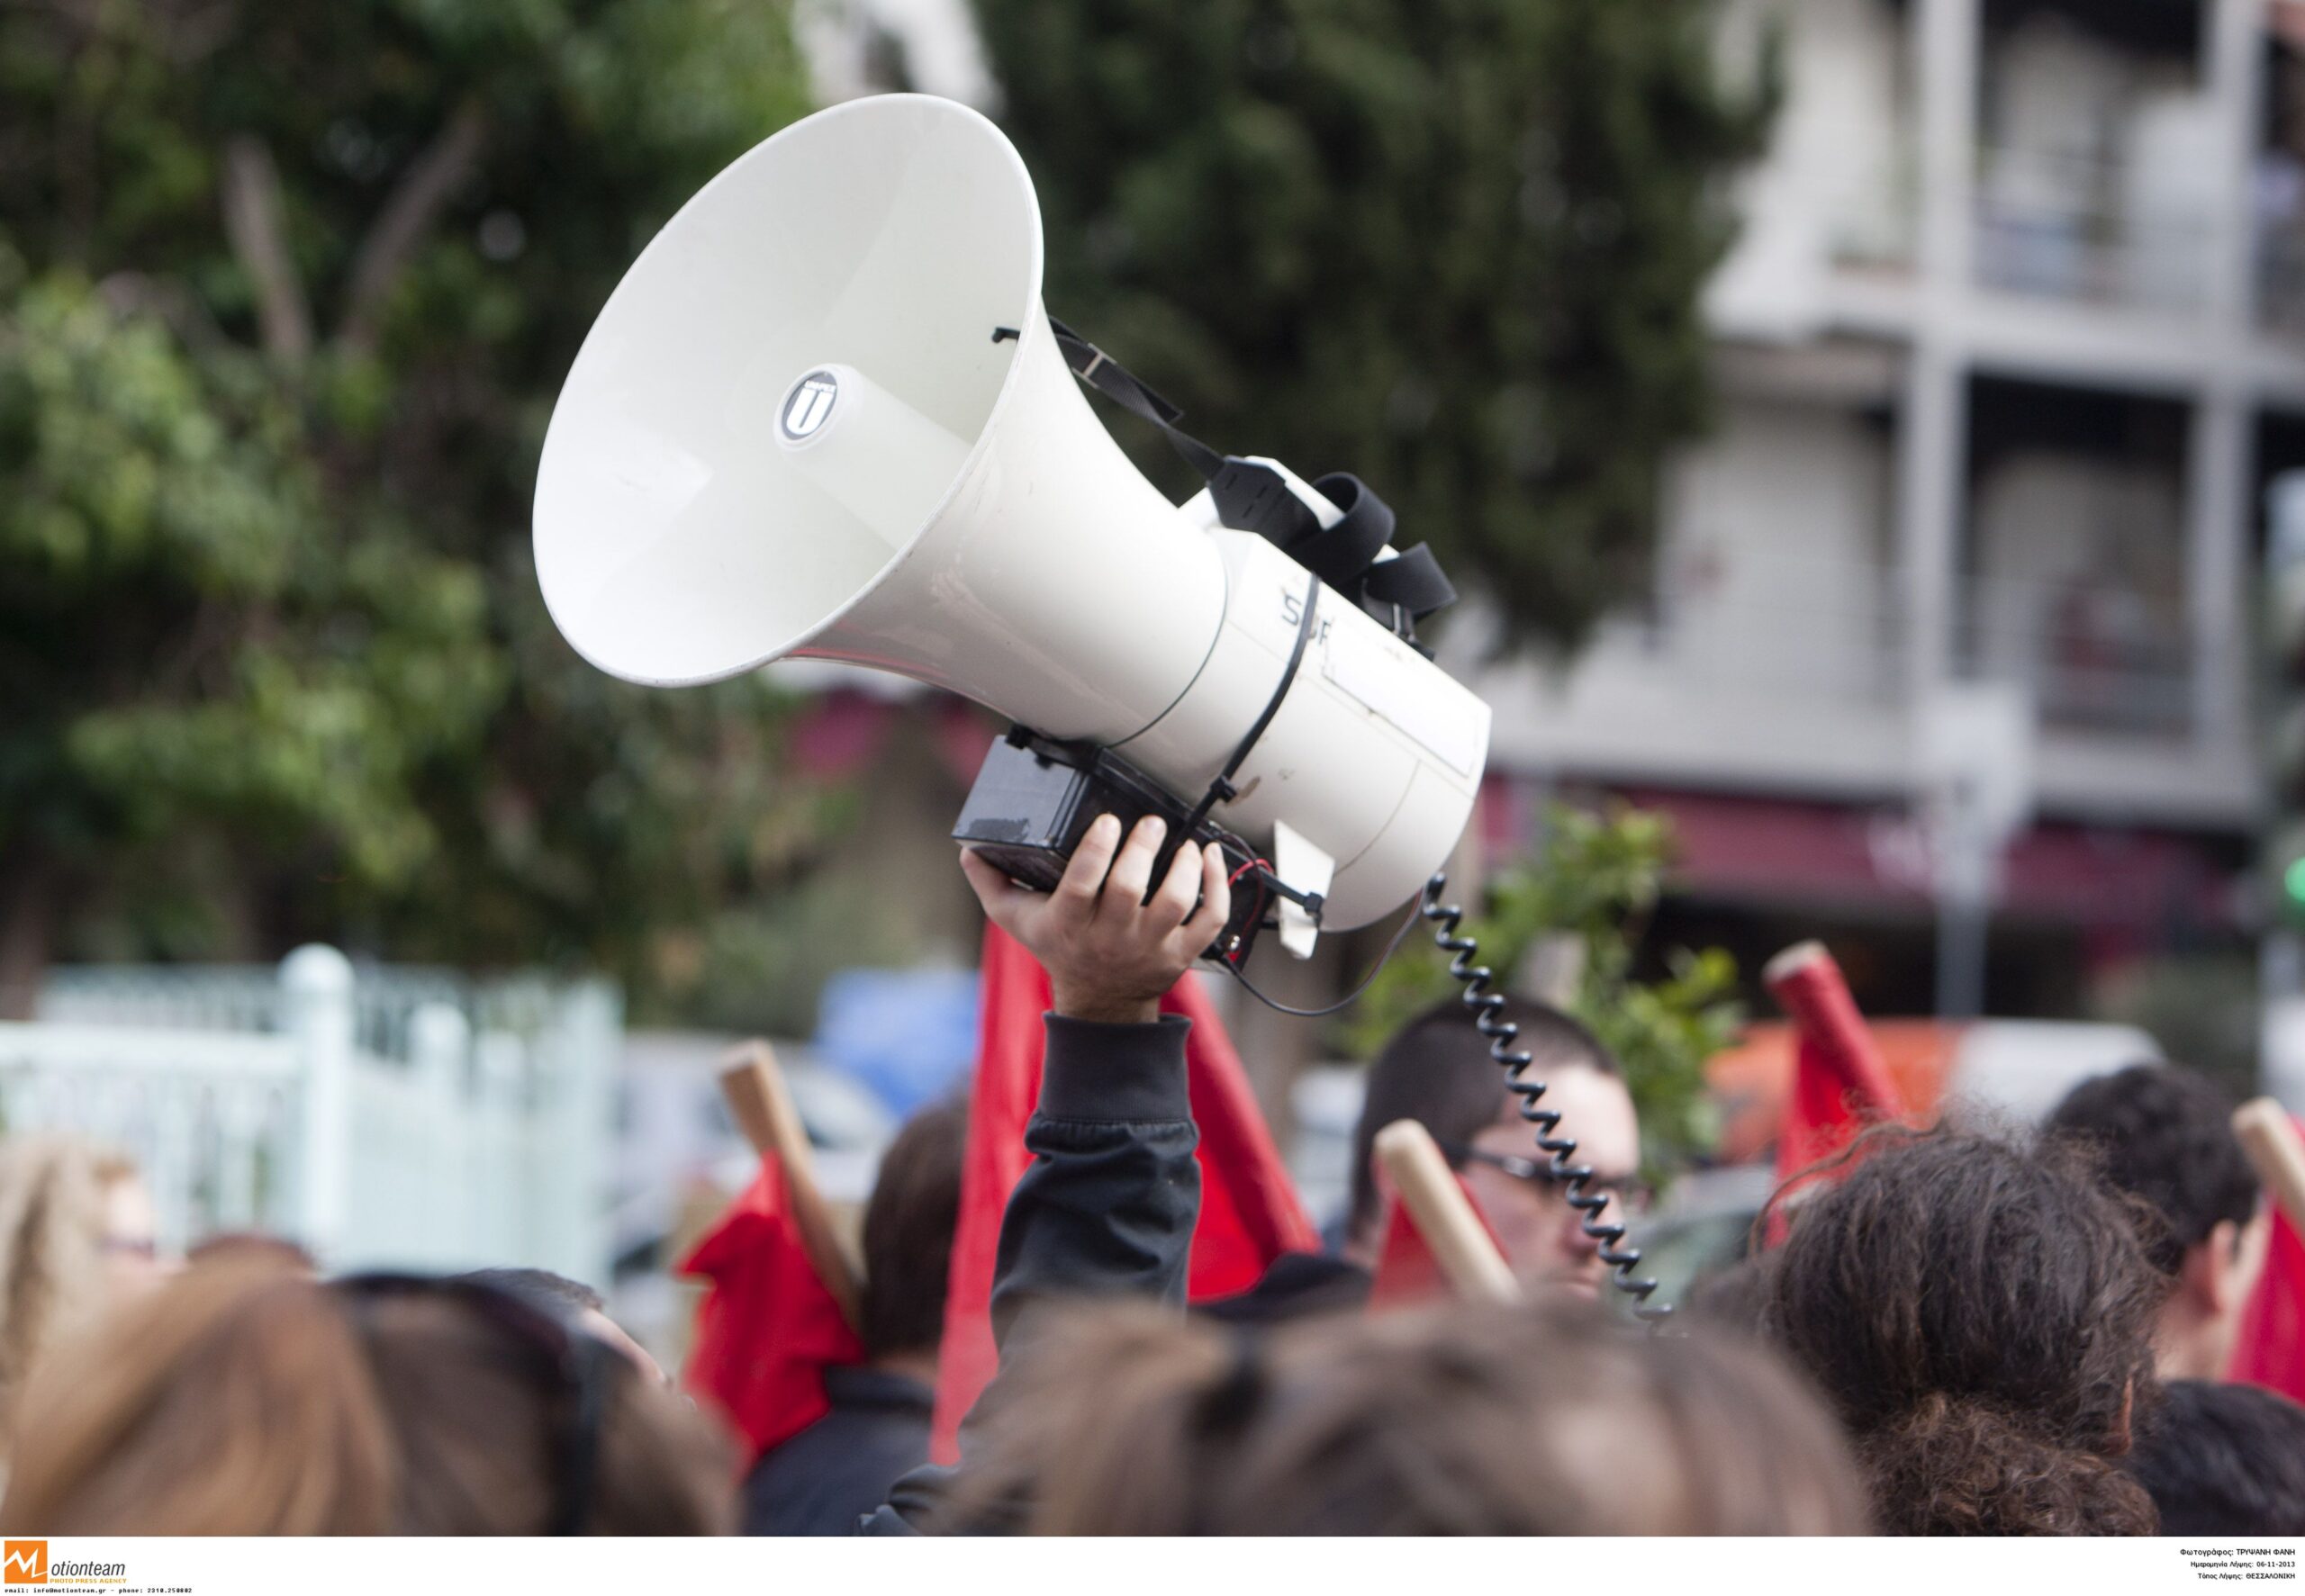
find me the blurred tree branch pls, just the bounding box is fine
[339,100,487,353]
[221,137,311,363]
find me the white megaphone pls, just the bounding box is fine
[535,94,1489,961]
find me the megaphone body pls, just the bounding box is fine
[535,95,1489,945]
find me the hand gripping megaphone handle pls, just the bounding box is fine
[957,560,1322,970]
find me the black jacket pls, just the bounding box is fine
[858,1012,1201,1534]
[742,1365,935,1536]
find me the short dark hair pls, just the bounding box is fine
[2127,1380,2305,1536]
[454,1267,604,1318]
[2044,1064,2259,1276]
[1347,995,1618,1240]
[860,1096,967,1359]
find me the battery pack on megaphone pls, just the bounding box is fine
[533,94,1489,960]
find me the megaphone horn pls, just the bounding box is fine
[534,94,1490,964]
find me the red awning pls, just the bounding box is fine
[1485,780,2238,933]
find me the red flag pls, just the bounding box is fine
[1765,942,1907,1243]
[679,1156,867,1465]
[1767,941,1904,1180]
[929,923,1321,1462]
[2229,1114,2305,1404]
[1367,1172,1504,1311]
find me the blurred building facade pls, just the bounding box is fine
[1473,0,2305,1016]
[799,0,2297,1023]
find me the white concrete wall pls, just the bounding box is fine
[1477,0,2273,828]
[1709,0,1913,338]
[1471,394,1911,798]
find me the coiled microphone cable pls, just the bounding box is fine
[1418,874,1668,1322]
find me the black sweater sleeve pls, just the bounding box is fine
[858,1012,1199,1535]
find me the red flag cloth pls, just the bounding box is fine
[928,923,1321,1463]
[1765,944,1907,1246]
[2228,1117,2305,1404]
[678,1156,867,1467]
[1768,944,1907,1187]
[1367,1172,1505,1311]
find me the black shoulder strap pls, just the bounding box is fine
[1001,318,1227,482]
[999,316,1459,636]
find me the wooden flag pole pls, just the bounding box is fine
[1372,1120,1521,1306]
[2234,1097,2305,1234]
[719,1040,865,1331]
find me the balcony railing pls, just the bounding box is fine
[1973,143,2216,316]
[1599,548,1905,708]
[1596,550,2199,739]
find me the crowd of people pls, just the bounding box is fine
[0,812,2299,1537]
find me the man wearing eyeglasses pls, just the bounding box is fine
[1345,996,1644,1298]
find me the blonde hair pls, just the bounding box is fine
[0,1258,735,1535]
[0,1137,139,1449]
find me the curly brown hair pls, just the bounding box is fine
[1762,1128,2165,1535]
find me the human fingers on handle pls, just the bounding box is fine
[1147,830,1203,933]
[959,849,1035,939]
[1177,843,1233,954]
[1100,815,1168,914]
[1051,814,1123,925]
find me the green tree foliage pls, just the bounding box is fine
[0,0,819,1011]
[973,0,1774,650]
[1346,805,1743,1169]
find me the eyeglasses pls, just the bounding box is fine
[332,1272,618,1536]
[1436,1141,1653,1215]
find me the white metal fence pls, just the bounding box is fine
[0,947,617,1285]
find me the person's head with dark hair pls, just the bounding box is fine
[2125,1379,2305,1536]
[1762,1128,2165,1535]
[1682,1253,1776,1339]
[860,1096,967,1367]
[2044,1064,2269,1381]
[738,1097,967,1536]
[944,1294,1868,1535]
[1348,995,1638,1294]
[457,1267,603,1316]
[452,1267,660,1384]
